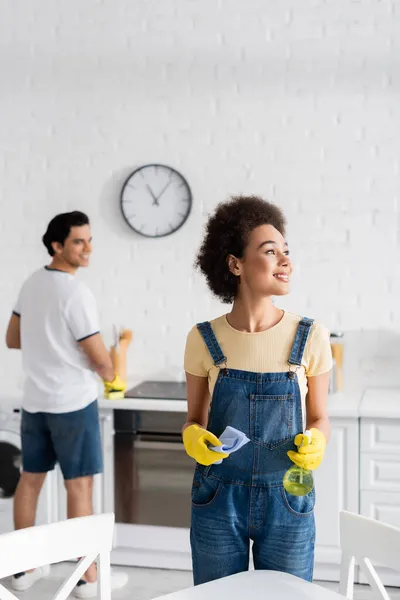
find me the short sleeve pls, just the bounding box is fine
[184,325,209,378]
[304,323,333,377]
[65,284,100,342]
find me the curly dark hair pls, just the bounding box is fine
[196,195,286,303]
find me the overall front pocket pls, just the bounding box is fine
[280,485,316,517]
[251,393,295,449]
[191,470,222,508]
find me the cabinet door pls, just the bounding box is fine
[361,419,400,455]
[360,454,400,492]
[313,418,359,582]
[98,410,114,515]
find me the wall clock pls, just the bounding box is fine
[120,164,192,238]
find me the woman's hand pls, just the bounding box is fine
[287,428,327,470]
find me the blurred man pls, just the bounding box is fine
[6,211,126,597]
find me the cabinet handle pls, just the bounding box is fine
[133,441,184,451]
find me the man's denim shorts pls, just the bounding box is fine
[21,400,103,480]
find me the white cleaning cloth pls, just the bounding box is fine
[211,426,250,464]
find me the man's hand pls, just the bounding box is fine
[104,374,126,395]
[6,313,21,349]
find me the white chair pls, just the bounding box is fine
[0,513,114,600]
[340,510,400,599]
[152,569,343,600]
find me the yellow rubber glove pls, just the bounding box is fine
[287,428,326,471]
[183,424,229,466]
[104,374,126,394]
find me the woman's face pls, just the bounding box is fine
[230,224,293,297]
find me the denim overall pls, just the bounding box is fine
[190,318,316,585]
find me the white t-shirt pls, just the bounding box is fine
[14,267,99,414]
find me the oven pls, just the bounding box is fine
[114,409,194,529]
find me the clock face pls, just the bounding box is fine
[120,164,192,238]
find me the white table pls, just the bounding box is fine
[153,571,344,600]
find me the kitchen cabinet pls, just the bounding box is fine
[97,391,400,588]
[313,417,359,582]
[358,398,400,587]
[313,392,400,586]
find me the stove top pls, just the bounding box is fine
[124,381,187,400]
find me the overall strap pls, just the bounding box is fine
[197,322,227,367]
[288,317,314,366]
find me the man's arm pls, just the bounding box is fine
[79,333,115,382]
[6,313,21,349]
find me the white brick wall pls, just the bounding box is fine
[1,0,399,395]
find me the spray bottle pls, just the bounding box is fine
[283,429,314,496]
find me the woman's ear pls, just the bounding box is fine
[227,254,241,277]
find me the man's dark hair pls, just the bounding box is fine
[196,195,286,304]
[42,211,90,256]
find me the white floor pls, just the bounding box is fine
[2,563,400,600]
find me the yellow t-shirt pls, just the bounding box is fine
[184,311,332,421]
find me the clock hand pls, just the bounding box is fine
[146,184,159,206]
[156,178,172,201]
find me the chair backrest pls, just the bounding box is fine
[339,510,400,600]
[0,513,114,600]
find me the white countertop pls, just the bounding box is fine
[326,393,360,418]
[98,391,360,417]
[1,388,399,419]
[98,397,188,412]
[360,388,400,419]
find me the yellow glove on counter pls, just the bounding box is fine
[287,428,326,471]
[183,424,229,466]
[104,375,126,395]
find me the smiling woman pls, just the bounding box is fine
[182,195,332,586]
[196,196,287,304]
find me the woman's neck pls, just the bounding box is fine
[227,296,283,333]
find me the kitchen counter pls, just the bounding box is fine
[1,387,398,419]
[360,388,400,418]
[98,390,360,417]
[98,397,188,412]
